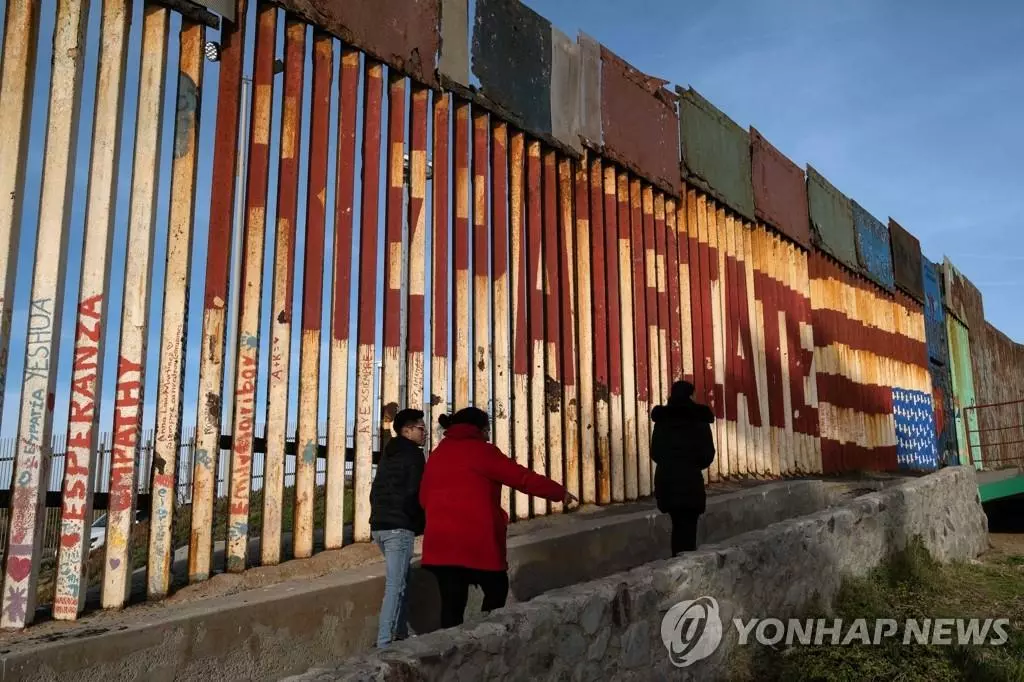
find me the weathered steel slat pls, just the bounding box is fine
[472,109,490,409]
[452,99,471,408]
[491,121,511,515]
[543,150,564,513]
[676,197,693,384]
[1,0,89,628]
[616,172,637,501]
[354,60,384,543]
[0,0,42,429]
[55,0,131,620]
[226,4,276,574]
[650,187,668,485]
[685,190,704,407]
[379,73,407,454]
[574,154,597,505]
[405,86,428,410]
[603,165,624,503]
[526,140,548,516]
[665,196,683,385]
[558,157,580,503]
[429,93,450,450]
[294,33,333,560]
[629,179,651,500]
[509,130,530,518]
[746,225,768,475]
[639,178,658,492]
[590,157,611,504]
[149,20,205,599]
[102,5,167,610]
[723,213,740,477]
[191,0,247,582]
[264,18,305,563]
[325,46,360,551]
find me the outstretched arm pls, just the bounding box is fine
[475,446,567,502]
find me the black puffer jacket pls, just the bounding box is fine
[651,399,716,513]
[369,435,426,534]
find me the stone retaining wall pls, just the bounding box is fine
[289,466,988,681]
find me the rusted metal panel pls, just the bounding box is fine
[574,154,597,504]
[149,21,205,599]
[471,0,551,138]
[806,166,858,272]
[590,157,611,504]
[942,257,982,327]
[678,88,754,222]
[509,130,530,518]
[550,27,582,155]
[576,32,602,149]
[558,157,581,502]
[380,74,407,454]
[889,218,925,304]
[406,86,429,410]
[354,60,385,543]
[55,0,131,620]
[544,150,564,512]
[922,258,948,365]
[277,0,439,87]
[491,122,511,515]
[429,93,451,450]
[225,4,275,575]
[603,165,625,502]
[472,110,490,408]
[0,0,42,428]
[264,18,305,562]
[295,34,334,560]
[654,191,670,406]
[616,173,638,501]
[102,5,167,610]
[2,0,88,628]
[685,190,704,405]
[452,99,470,408]
[527,141,549,515]
[851,200,894,292]
[439,0,469,86]
[600,47,678,197]
[750,127,810,249]
[191,0,247,581]
[647,186,665,488]
[327,47,360,550]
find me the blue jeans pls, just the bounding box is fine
[371,528,415,647]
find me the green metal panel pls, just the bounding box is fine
[806,165,858,271]
[978,473,1024,502]
[947,314,980,469]
[678,87,755,221]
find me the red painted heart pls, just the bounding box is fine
[7,557,31,583]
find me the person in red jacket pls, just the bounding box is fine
[419,407,577,629]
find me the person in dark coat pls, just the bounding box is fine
[651,380,716,556]
[419,407,577,629]
[369,408,427,647]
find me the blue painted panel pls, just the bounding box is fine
[851,200,895,291]
[929,360,959,466]
[892,388,940,471]
[922,258,948,364]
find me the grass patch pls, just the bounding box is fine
[731,538,1024,681]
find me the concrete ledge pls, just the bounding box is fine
[0,478,896,681]
[286,466,988,681]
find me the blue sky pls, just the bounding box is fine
[524,0,1023,334]
[0,0,1021,457]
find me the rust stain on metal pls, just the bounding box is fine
[430,93,450,450]
[598,45,679,197]
[574,153,597,505]
[509,130,531,519]
[276,0,440,87]
[750,127,810,249]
